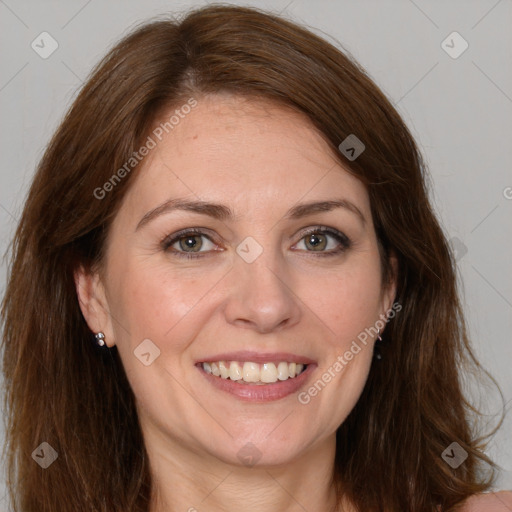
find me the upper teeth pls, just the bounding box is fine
[202,361,306,383]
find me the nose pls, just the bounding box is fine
[223,250,302,334]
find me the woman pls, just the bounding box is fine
[1,4,510,511]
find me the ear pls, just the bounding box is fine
[380,251,398,318]
[74,264,116,347]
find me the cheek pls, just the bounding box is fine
[109,254,223,339]
[108,244,383,353]
[295,258,382,428]
[296,255,384,347]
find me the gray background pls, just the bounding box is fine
[0,0,511,507]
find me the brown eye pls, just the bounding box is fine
[161,229,219,258]
[293,227,351,255]
[177,235,203,252]
[304,232,327,251]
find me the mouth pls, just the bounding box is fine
[199,360,308,384]
[195,352,316,402]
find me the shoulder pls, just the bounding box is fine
[458,491,512,511]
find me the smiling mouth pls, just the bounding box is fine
[199,361,308,385]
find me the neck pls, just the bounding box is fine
[145,428,343,512]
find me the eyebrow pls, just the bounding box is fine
[135,197,366,231]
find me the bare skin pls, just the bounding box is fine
[75,93,400,512]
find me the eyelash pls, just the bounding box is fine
[161,226,351,260]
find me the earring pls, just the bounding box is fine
[95,332,106,347]
[374,328,383,360]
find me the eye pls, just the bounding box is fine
[161,226,351,259]
[161,228,219,258]
[292,227,351,255]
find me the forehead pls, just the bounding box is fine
[119,94,370,224]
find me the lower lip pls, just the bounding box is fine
[196,364,316,402]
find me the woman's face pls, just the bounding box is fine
[78,94,396,468]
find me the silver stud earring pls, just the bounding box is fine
[374,328,383,360]
[95,332,106,347]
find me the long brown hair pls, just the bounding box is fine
[1,4,501,511]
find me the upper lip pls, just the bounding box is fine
[196,351,316,365]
